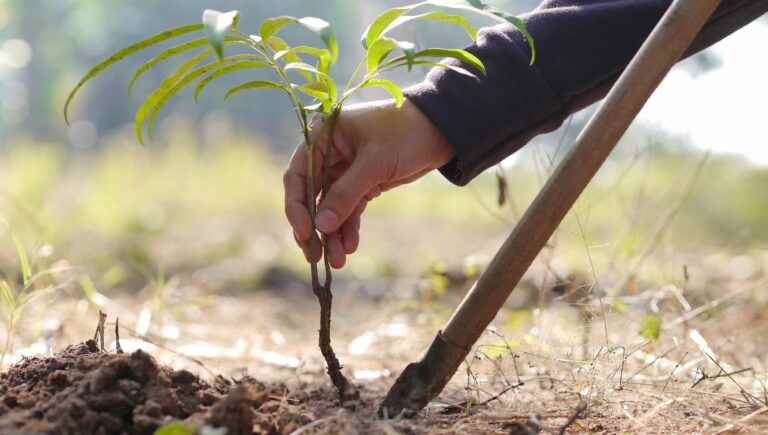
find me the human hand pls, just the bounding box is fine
[283,98,454,268]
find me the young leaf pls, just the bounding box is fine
[361,79,404,107]
[259,16,299,41]
[383,11,478,42]
[11,233,31,288]
[128,36,249,95]
[194,60,270,100]
[284,62,330,81]
[292,83,330,102]
[386,59,478,78]
[64,23,204,124]
[274,46,330,64]
[363,1,535,64]
[224,80,289,100]
[260,16,338,63]
[415,48,485,74]
[202,10,240,60]
[128,38,209,95]
[134,53,251,143]
[366,38,415,74]
[383,48,485,76]
[362,5,413,49]
[297,17,338,63]
[145,54,262,138]
[284,62,337,102]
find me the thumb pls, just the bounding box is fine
[315,155,380,234]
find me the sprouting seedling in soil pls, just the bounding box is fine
[63,1,535,404]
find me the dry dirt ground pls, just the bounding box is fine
[1,255,768,434]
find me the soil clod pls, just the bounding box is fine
[0,341,318,435]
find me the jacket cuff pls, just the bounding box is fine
[404,25,563,186]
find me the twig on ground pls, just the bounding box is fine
[115,317,123,354]
[712,406,768,435]
[627,346,677,382]
[558,402,588,435]
[662,351,688,394]
[93,310,107,352]
[703,353,764,406]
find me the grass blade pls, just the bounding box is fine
[64,23,204,124]
[11,233,31,288]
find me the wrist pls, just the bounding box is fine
[403,98,455,167]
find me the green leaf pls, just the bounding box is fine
[259,16,298,41]
[194,60,270,100]
[297,17,338,63]
[415,48,485,74]
[292,83,330,102]
[387,59,478,78]
[134,49,212,144]
[361,79,404,108]
[366,38,415,74]
[224,80,289,100]
[260,16,338,63]
[202,10,240,60]
[128,36,248,95]
[383,48,485,76]
[274,46,330,63]
[362,6,412,50]
[135,54,256,143]
[11,233,31,288]
[146,54,262,137]
[128,38,208,95]
[384,11,477,42]
[64,23,204,124]
[284,62,337,103]
[263,36,312,82]
[154,421,196,435]
[284,62,330,81]
[362,1,535,64]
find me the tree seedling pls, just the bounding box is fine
[64,0,534,405]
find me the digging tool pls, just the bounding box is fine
[380,0,723,417]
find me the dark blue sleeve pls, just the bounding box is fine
[405,0,768,185]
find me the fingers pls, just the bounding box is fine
[283,143,324,242]
[326,233,346,269]
[315,155,380,234]
[295,230,322,263]
[341,203,365,254]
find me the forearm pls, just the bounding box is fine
[406,0,768,186]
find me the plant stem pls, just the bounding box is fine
[247,31,357,404]
[314,108,358,403]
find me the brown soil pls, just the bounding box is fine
[0,340,323,435]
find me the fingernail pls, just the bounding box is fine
[315,209,338,233]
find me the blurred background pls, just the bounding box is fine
[0,1,767,428]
